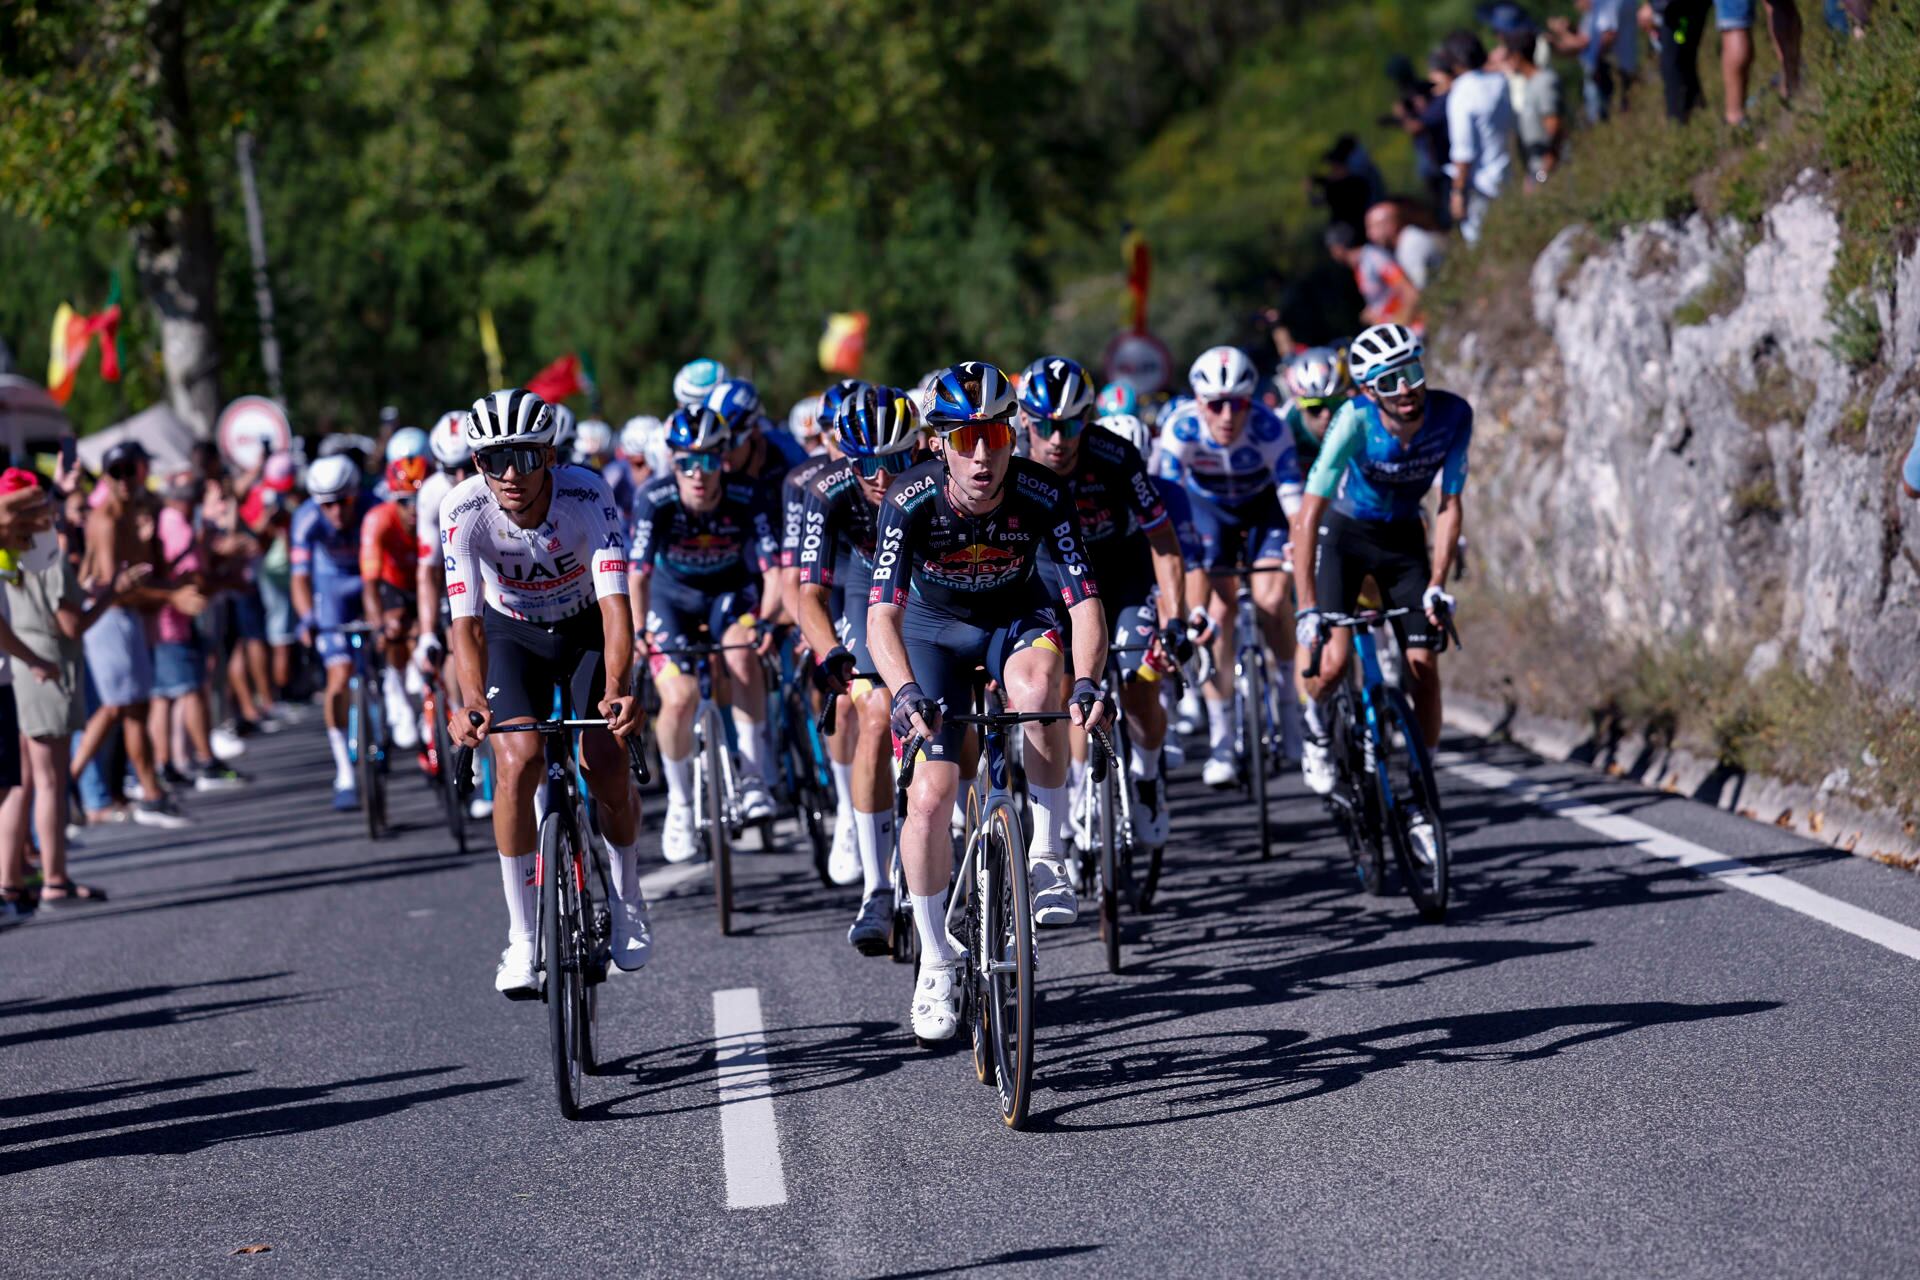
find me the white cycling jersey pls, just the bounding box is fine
[415,470,455,559]
[1153,399,1304,513]
[440,465,629,624]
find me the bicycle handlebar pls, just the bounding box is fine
[817,672,882,737]
[1304,604,1462,680]
[892,716,1118,817]
[450,709,651,796]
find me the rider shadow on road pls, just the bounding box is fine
[581,1019,906,1122]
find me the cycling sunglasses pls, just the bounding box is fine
[672,451,723,474]
[475,444,548,479]
[1026,414,1086,441]
[1296,396,1334,412]
[1365,360,1426,396]
[938,418,1015,454]
[1200,395,1251,414]
[854,448,915,479]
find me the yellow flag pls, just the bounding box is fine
[818,312,868,376]
[477,308,504,388]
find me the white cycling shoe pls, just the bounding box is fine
[827,812,860,885]
[610,892,653,971]
[1201,748,1238,790]
[738,777,774,823]
[662,801,698,863]
[1407,812,1440,868]
[1163,738,1186,771]
[910,956,963,1042]
[1301,737,1337,796]
[1028,855,1079,926]
[495,938,538,999]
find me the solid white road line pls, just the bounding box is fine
[1440,753,1920,962]
[712,987,788,1209]
[638,861,709,900]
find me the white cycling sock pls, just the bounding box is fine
[1132,743,1161,781]
[663,751,693,808]
[607,834,645,903]
[951,795,968,833]
[829,759,855,826]
[911,889,958,963]
[1303,692,1329,742]
[381,664,408,709]
[731,709,763,781]
[1028,781,1068,858]
[1069,756,1087,800]
[326,727,353,789]
[855,807,893,898]
[1204,696,1233,754]
[500,852,537,944]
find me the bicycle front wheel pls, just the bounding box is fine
[1377,689,1450,921]
[540,812,586,1119]
[983,802,1035,1129]
[432,700,468,854]
[1239,657,1271,860]
[355,676,384,841]
[1097,759,1120,974]
[1334,685,1390,895]
[700,718,733,935]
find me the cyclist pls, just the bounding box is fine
[574,417,638,524]
[1153,345,1305,788]
[673,358,730,411]
[795,384,923,952]
[787,395,826,456]
[549,403,578,462]
[1280,346,1353,473]
[359,455,427,753]
[415,411,489,813]
[1018,356,1192,850]
[290,453,369,811]
[630,405,781,860]
[619,415,664,488]
[1293,323,1467,857]
[868,361,1111,1042]
[441,388,646,992]
[1095,381,1140,420]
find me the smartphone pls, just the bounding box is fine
[59,435,77,473]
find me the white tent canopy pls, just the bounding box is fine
[78,402,198,474]
[0,375,70,459]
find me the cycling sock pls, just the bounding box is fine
[911,889,958,963]
[607,834,644,902]
[326,727,353,789]
[1303,692,1329,742]
[950,795,967,833]
[731,709,763,780]
[1132,743,1161,781]
[855,807,893,897]
[1068,757,1087,802]
[500,852,537,944]
[381,664,408,709]
[662,751,693,807]
[1204,696,1233,754]
[1027,782,1068,857]
[829,759,855,821]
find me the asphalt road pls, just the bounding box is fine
[4,710,1918,1278]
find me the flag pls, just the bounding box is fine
[818,312,868,376]
[47,299,123,405]
[1122,225,1151,334]
[477,309,503,388]
[525,353,585,404]
[579,349,603,415]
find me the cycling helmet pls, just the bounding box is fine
[1285,347,1349,401]
[1095,382,1140,418]
[915,369,945,393]
[465,388,555,449]
[385,455,429,495]
[620,415,662,460]
[673,358,729,410]
[306,454,360,502]
[923,361,1016,428]
[385,426,430,462]
[549,403,577,454]
[1095,412,1153,459]
[663,405,729,454]
[1188,345,1258,401]
[835,384,921,457]
[1347,323,1422,384]
[706,378,761,439]
[787,395,823,445]
[575,417,613,461]
[818,378,866,435]
[428,411,471,469]
[1017,355,1095,422]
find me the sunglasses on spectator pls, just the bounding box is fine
[1365,361,1426,396]
[672,451,723,475]
[1200,396,1250,414]
[475,445,547,478]
[938,419,1015,454]
[854,449,915,479]
[1026,414,1086,441]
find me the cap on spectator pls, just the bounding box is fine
[1477,2,1538,35]
[261,451,297,492]
[103,440,151,472]
[161,469,199,503]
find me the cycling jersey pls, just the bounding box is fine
[289,496,364,631]
[440,465,629,624]
[797,461,884,670]
[359,500,417,595]
[1281,398,1348,475]
[870,458,1100,618]
[729,434,796,542]
[629,474,777,592]
[1153,400,1304,509]
[780,454,839,569]
[599,457,639,524]
[1306,390,1472,522]
[1047,428,1167,583]
[415,471,456,560]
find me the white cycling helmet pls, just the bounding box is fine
[428,411,471,469]
[549,403,577,454]
[574,417,613,461]
[672,358,730,410]
[1189,345,1258,401]
[1285,347,1349,401]
[464,388,555,449]
[1095,412,1152,459]
[305,454,360,502]
[620,414,662,460]
[1347,323,1423,385]
[385,426,430,462]
[787,395,823,445]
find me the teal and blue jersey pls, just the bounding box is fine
[1305,390,1473,523]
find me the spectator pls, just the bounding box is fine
[1641,0,1715,121]
[0,483,53,554]
[1491,19,1566,185]
[1383,55,1452,227]
[1822,0,1868,38]
[207,475,278,735]
[1548,0,1642,122]
[1308,139,1378,234]
[1714,0,1801,127]
[148,470,246,792]
[1325,223,1423,330]
[1365,200,1447,291]
[246,457,301,703]
[0,470,69,920]
[1440,31,1516,245]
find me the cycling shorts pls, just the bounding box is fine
[375,581,414,617]
[645,573,761,680]
[312,586,365,667]
[1310,511,1440,650]
[900,596,1063,761]
[829,580,882,687]
[1187,487,1290,574]
[1055,573,1161,683]
[482,605,606,724]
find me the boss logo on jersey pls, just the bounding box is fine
[799,509,825,563]
[1052,521,1085,575]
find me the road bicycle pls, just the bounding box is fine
[1306,605,1457,921]
[897,681,1116,1130]
[421,651,469,854]
[652,635,762,935]
[1218,563,1295,861]
[770,636,835,884]
[339,622,389,841]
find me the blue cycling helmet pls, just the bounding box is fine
[834,384,920,457]
[1094,381,1139,418]
[706,378,762,438]
[673,358,729,410]
[924,361,1015,429]
[1017,355,1094,422]
[818,378,867,438]
[663,405,728,453]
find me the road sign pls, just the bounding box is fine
[1101,330,1173,396]
[217,396,292,469]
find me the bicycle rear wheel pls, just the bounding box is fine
[1377,688,1450,921]
[1097,759,1120,974]
[1239,656,1271,860]
[540,812,585,1119]
[983,802,1035,1129]
[1331,684,1388,895]
[700,717,733,935]
[355,675,385,840]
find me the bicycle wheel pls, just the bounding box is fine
[700,716,733,935]
[579,833,608,1076]
[983,801,1035,1129]
[1097,756,1121,974]
[1333,685,1389,895]
[355,675,383,841]
[1239,656,1271,860]
[540,812,585,1119]
[1376,688,1450,921]
[432,699,468,854]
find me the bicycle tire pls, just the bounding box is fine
[1377,688,1450,921]
[433,701,468,855]
[985,802,1035,1129]
[1098,758,1120,974]
[701,717,733,935]
[1241,658,1271,860]
[540,812,585,1120]
[1338,685,1390,896]
[355,676,384,841]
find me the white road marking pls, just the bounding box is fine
[712,987,787,1209]
[1440,753,1920,962]
[638,861,708,900]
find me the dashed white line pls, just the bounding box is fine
[711,987,787,1209]
[1440,753,1920,962]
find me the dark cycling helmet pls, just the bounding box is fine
[707,378,761,439]
[663,405,728,453]
[835,384,920,457]
[818,378,868,437]
[1017,355,1094,422]
[923,361,1015,429]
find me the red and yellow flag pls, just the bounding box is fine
[818,312,868,376]
[1122,226,1151,334]
[47,301,122,405]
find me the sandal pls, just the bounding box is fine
[39,879,107,908]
